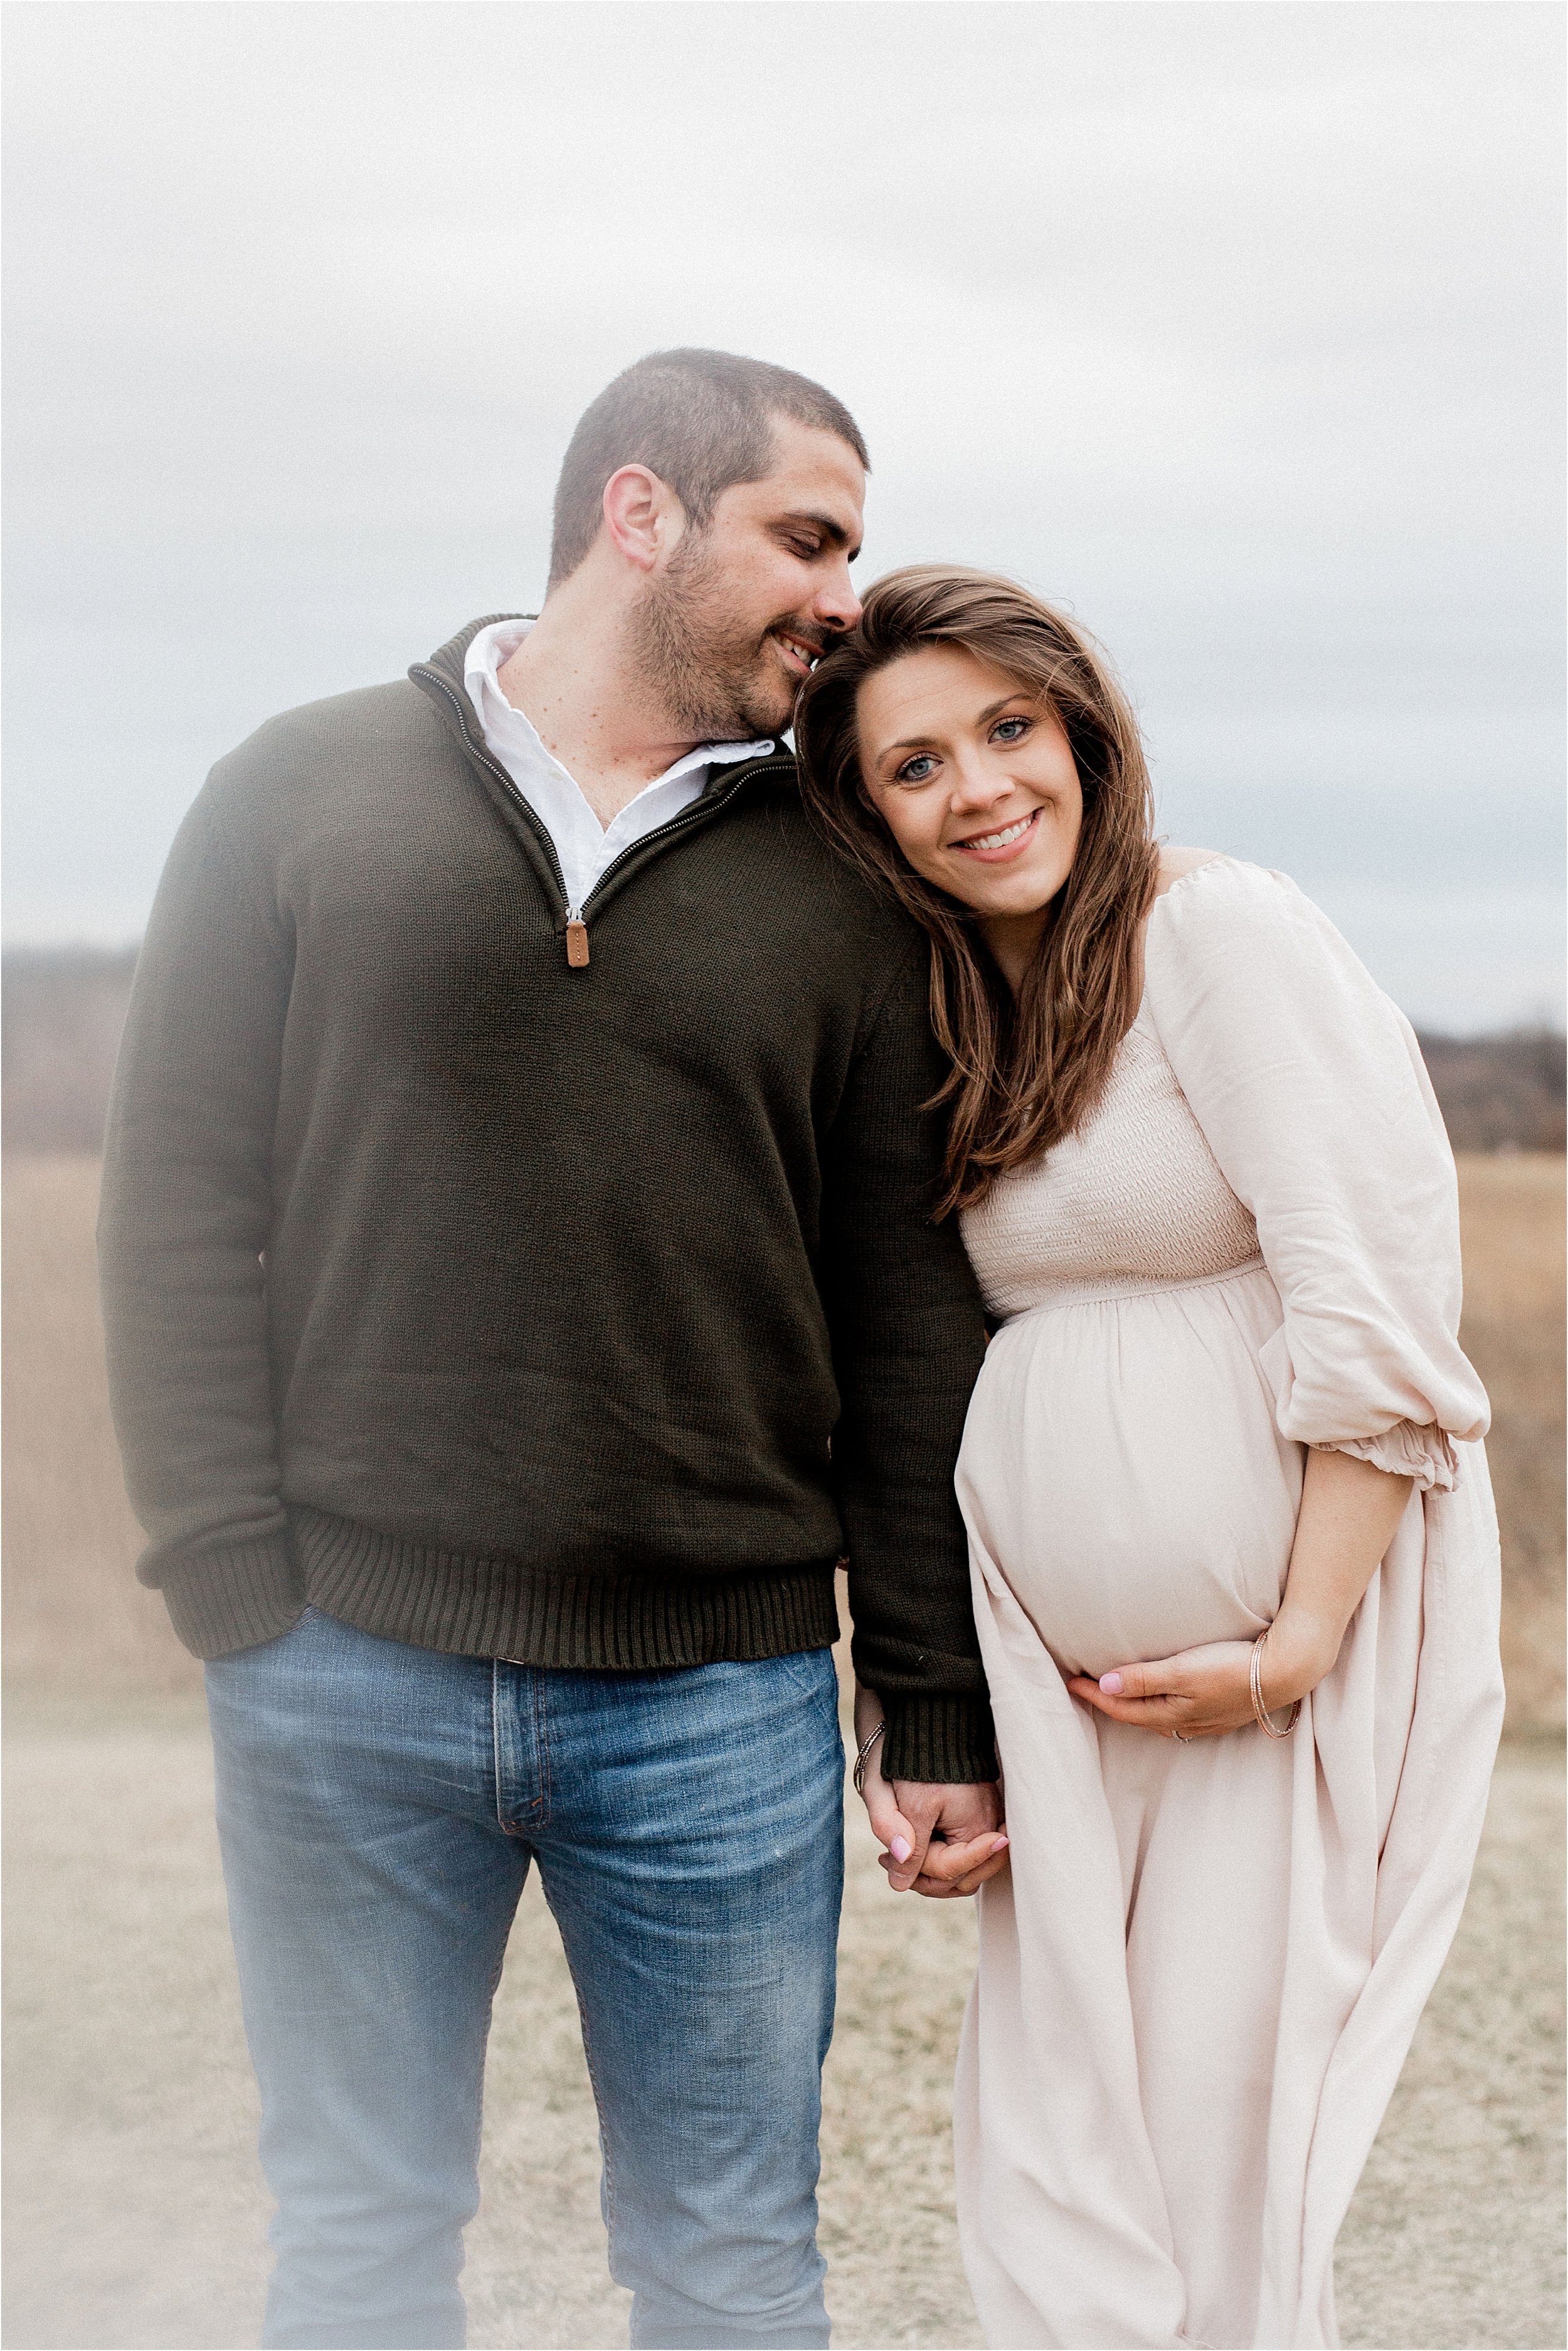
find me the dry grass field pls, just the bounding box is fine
[1448,1153,1567,1738]
[4,1151,1564,2350]
[6,1150,1561,1729]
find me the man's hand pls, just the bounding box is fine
[854,1683,1008,1898]
[884,1777,1007,1897]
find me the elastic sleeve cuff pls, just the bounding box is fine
[881,1692,997,1785]
[147,1532,304,1658]
[1318,1421,1461,1494]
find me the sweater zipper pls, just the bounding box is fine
[559,778,769,967]
[413,662,785,970]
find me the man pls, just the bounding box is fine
[98,348,1006,2351]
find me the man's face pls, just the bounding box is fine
[630,417,866,740]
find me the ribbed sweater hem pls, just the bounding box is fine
[149,1513,992,1778]
[291,1505,842,1670]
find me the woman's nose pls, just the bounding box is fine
[949,756,1009,810]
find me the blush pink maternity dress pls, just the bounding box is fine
[951,857,1503,2351]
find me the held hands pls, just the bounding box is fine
[853,1682,1010,1897]
[1065,1612,1338,1740]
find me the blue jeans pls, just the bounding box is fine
[205,1608,844,2350]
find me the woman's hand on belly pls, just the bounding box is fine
[1068,1453,1417,1739]
[1065,1623,1331,1740]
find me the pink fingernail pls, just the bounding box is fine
[890,1836,912,1864]
[992,1835,1009,1852]
[1099,1672,1123,1694]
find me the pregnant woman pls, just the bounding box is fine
[795,568,1504,2351]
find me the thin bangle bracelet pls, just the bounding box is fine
[853,1719,886,1795]
[1251,1630,1301,1738]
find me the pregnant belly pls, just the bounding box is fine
[956,1270,1303,1680]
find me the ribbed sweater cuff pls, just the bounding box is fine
[154,1534,303,1658]
[881,1693,997,1785]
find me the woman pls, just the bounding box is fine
[793,568,1503,2351]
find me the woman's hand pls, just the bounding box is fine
[1071,1452,1416,1741]
[853,1681,1010,1896]
[1065,1616,1336,1740]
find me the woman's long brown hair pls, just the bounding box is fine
[794,566,1158,1219]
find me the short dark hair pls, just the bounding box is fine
[547,348,869,589]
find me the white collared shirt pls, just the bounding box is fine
[464,620,773,915]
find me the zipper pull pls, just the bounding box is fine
[564,908,590,969]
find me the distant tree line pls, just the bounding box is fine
[4,942,1564,1157]
[1416,1029,1566,1155]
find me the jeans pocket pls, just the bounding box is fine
[775,1644,839,1702]
[205,1604,319,1684]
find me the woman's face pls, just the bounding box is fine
[856,645,1083,923]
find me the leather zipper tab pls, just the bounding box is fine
[565,917,590,969]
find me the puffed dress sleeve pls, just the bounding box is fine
[1143,857,1489,1491]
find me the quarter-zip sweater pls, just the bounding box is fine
[98,618,995,1784]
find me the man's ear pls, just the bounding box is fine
[601,464,684,574]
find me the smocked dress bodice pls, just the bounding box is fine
[961,1004,1261,1313]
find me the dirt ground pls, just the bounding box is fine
[3,1696,1562,2351]
[3,1151,1564,2349]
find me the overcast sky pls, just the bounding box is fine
[4,0,1562,1027]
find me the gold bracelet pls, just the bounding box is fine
[1251,1631,1301,1739]
[853,1719,886,1795]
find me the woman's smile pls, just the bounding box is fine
[950,807,1041,861]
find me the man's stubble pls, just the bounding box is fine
[627,536,797,745]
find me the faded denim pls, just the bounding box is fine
[205,1607,843,2350]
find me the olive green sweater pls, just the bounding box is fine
[97,618,994,1783]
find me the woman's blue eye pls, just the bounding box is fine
[993,716,1032,742]
[898,755,937,783]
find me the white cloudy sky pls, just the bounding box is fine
[4,0,1562,1026]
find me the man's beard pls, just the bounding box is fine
[627,537,799,742]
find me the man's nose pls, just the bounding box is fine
[813,556,863,634]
